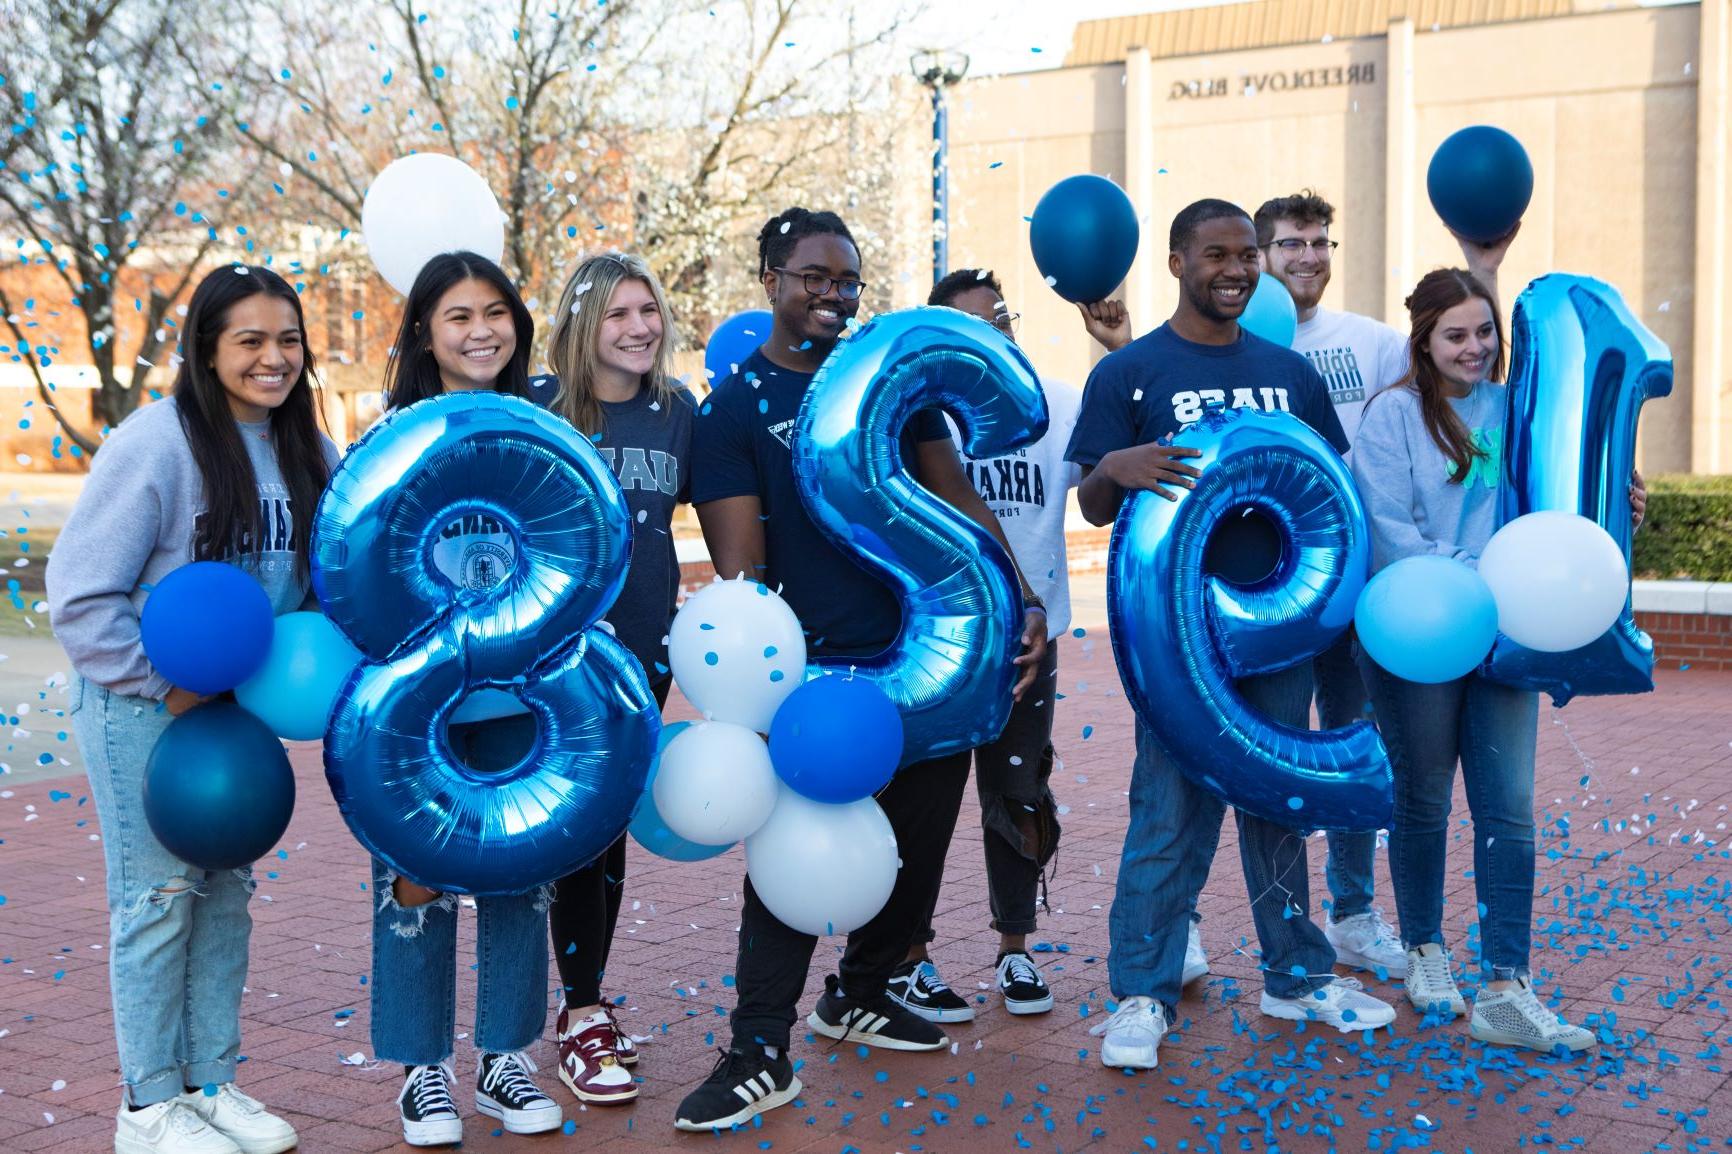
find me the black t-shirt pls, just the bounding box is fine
[688,348,949,658]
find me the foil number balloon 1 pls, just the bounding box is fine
[1109,406,1392,831]
[1482,274,1673,705]
[312,393,662,895]
[793,308,1048,766]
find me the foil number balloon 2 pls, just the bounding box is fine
[1483,274,1673,704]
[312,393,662,895]
[793,308,1049,766]
[1108,406,1392,831]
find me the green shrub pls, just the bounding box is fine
[1632,473,1732,581]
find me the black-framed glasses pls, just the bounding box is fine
[771,267,867,300]
[991,311,1021,336]
[1265,239,1339,255]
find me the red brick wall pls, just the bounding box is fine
[1635,610,1732,672]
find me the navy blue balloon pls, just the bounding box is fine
[1482,275,1673,704]
[140,562,274,695]
[1427,126,1533,244]
[143,702,296,871]
[1108,405,1391,831]
[1028,175,1140,303]
[793,308,1047,766]
[629,721,733,862]
[313,393,662,895]
[704,309,773,386]
[768,675,903,804]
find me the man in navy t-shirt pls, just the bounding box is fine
[675,207,1049,1132]
[1065,199,1395,1071]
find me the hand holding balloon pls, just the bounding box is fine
[1077,299,1133,351]
[1098,441,1204,502]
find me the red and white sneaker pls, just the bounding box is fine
[603,1004,638,1067]
[556,1007,638,1105]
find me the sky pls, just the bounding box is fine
[905,0,1249,78]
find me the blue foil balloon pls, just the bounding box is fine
[628,721,733,862]
[143,702,296,871]
[704,309,774,387]
[1482,275,1673,705]
[1239,274,1298,348]
[1028,174,1140,303]
[312,393,662,895]
[1108,406,1391,831]
[793,307,1048,766]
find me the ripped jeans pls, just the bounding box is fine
[369,713,549,1066]
[73,675,255,1107]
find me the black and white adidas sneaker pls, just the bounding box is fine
[674,1046,802,1132]
[807,974,951,1050]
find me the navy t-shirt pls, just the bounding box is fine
[689,348,949,658]
[1065,323,1348,468]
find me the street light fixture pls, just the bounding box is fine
[910,49,970,286]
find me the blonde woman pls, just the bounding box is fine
[541,252,694,1105]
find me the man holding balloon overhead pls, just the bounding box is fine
[1066,199,1399,1071]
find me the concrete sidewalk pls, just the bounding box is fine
[1,636,1728,1153]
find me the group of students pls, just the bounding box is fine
[45,188,1643,1154]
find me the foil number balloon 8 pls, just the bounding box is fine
[793,308,1049,766]
[312,393,662,896]
[1108,406,1392,831]
[1482,274,1673,704]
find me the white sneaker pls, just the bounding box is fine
[1183,922,1209,986]
[1260,976,1397,1033]
[1470,978,1596,1053]
[1325,910,1408,978]
[1088,995,1167,1069]
[116,1099,242,1154]
[179,1085,297,1154]
[1403,943,1466,1017]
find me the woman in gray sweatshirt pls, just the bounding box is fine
[47,265,338,1154]
[1352,250,1643,1056]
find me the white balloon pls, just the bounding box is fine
[668,579,807,731]
[362,154,506,294]
[651,721,778,844]
[1479,511,1629,653]
[745,786,899,937]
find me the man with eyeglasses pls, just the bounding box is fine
[1250,190,1410,981]
[881,269,1131,1026]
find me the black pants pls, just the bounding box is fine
[548,676,671,1009]
[730,748,973,1051]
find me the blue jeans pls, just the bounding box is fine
[1314,632,1378,921]
[73,676,254,1107]
[1109,664,1336,1010]
[370,714,550,1065]
[1357,654,1539,981]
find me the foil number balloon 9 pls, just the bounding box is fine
[1109,406,1393,831]
[793,308,1049,766]
[1482,274,1673,705]
[312,393,662,895]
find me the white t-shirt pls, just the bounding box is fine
[949,377,1083,635]
[1292,306,1409,447]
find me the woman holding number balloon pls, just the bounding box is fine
[540,251,694,1106]
[366,251,567,1146]
[1351,227,1643,1052]
[47,266,337,1154]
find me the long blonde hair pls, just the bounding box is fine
[547,251,680,437]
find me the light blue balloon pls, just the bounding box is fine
[235,611,364,741]
[628,721,734,862]
[1240,274,1298,348]
[1355,556,1499,684]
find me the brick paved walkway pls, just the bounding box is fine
[2,636,1729,1153]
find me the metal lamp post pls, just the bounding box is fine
[910,49,970,286]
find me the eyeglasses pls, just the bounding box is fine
[991,312,1021,336]
[1265,239,1339,255]
[770,267,867,300]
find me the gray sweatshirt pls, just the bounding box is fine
[1350,381,1505,572]
[46,397,340,700]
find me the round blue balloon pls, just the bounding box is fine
[1426,125,1533,244]
[628,721,733,862]
[768,675,903,804]
[140,562,274,696]
[704,309,773,386]
[143,702,296,871]
[1028,175,1140,304]
[234,612,364,741]
[1240,274,1297,348]
[1355,556,1499,684]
